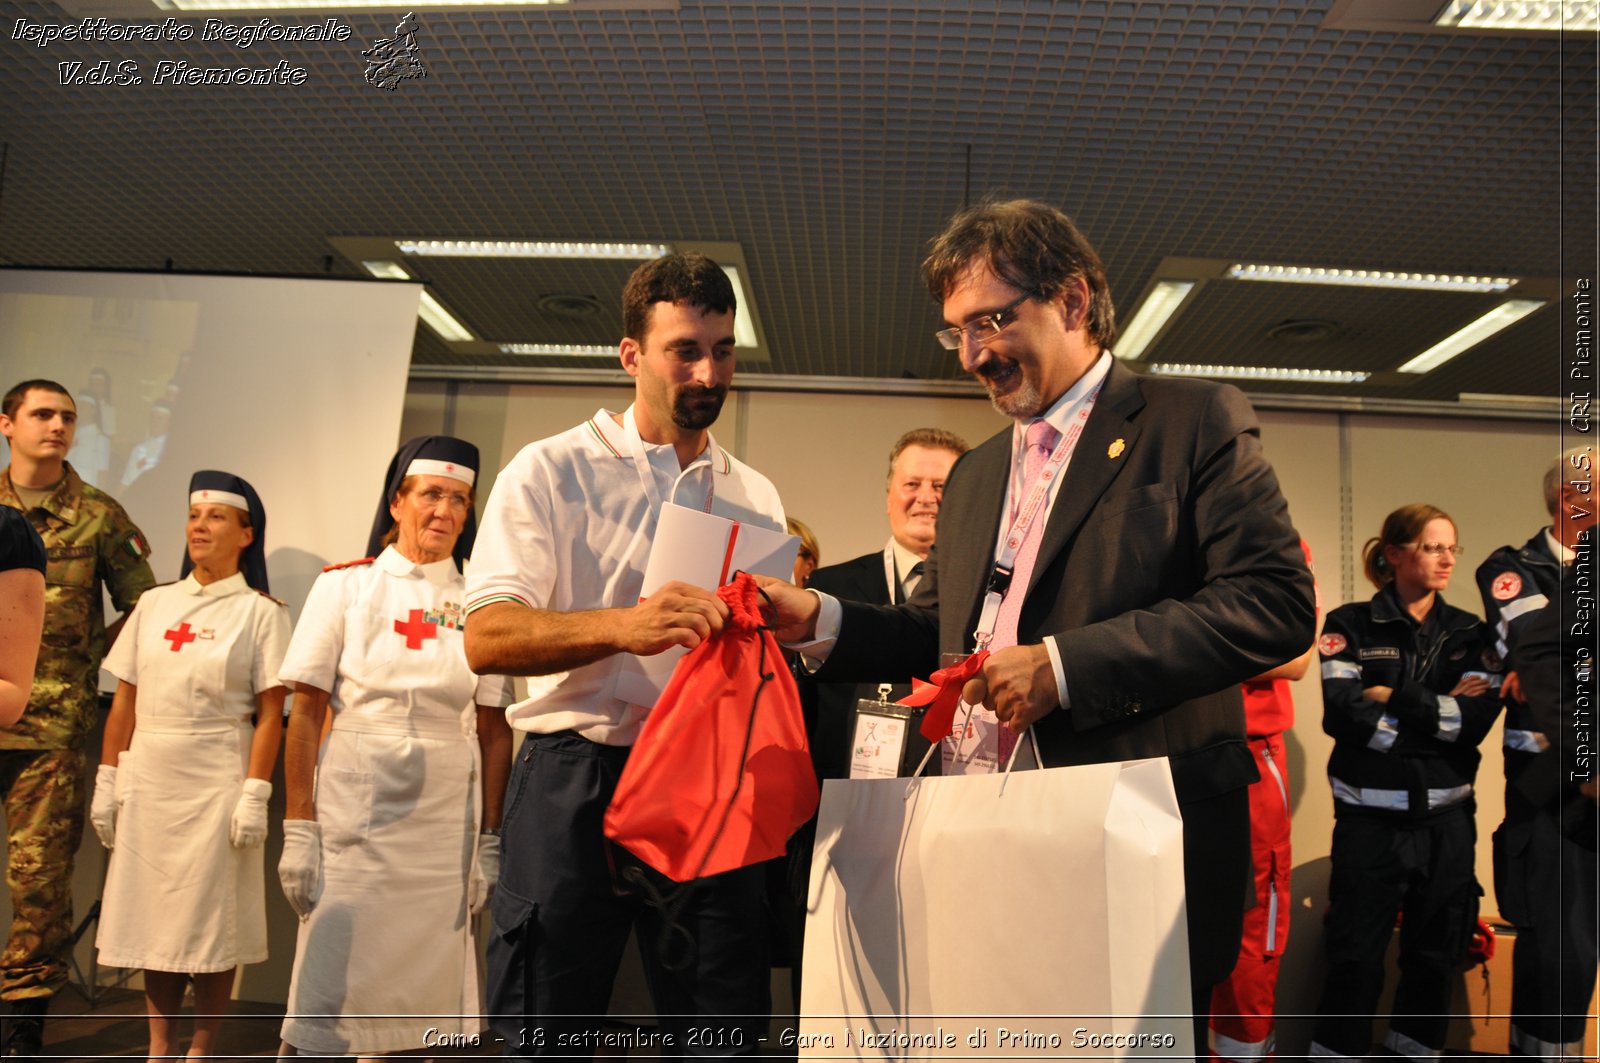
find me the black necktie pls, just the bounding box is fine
[898,561,924,604]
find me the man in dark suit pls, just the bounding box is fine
[762,199,1315,1041]
[805,427,968,778]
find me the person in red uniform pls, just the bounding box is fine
[1210,539,1317,1061]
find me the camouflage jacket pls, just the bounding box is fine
[0,463,156,749]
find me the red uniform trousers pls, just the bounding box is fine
[1210,732,1292,1061]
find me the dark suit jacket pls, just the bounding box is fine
[821,360,1317,806]
[805,549,895,779]
[810,549,892,607]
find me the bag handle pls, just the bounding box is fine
[667,458,715,512]
[906,709,1034,796]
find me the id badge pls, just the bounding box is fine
[937,651,1001,776]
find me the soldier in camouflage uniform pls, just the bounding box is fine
[0,380,154,1060]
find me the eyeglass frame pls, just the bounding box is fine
[934,290,1038,351]
[1399,542,1464,559]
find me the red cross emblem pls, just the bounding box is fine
[394,609,438,649]
[1491,572,1522,601]
[164,622,197,652]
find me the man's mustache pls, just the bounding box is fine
[973,358,1016,381]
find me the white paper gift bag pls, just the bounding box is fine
[797,757,1192,1059]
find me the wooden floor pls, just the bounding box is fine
[29,987,285,1059]
[32,987,522,1059]
[33,988,806,1059]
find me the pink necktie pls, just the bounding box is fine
[993,419,1059,762]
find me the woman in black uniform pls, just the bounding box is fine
[1309,503,1503,1060]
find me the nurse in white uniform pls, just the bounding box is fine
[276,436,513,1061]
[92,470,289,1061]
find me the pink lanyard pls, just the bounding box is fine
[971,382,1102,650]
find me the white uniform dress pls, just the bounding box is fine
[278,545,510,1056]
[96,571,290,973]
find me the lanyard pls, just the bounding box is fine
[618,407,717,515]
[971,382,1103,650]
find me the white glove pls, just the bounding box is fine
[90,764,119,850]
[229,778,272,849]
[278,819,323,918]
[469,832,501,916]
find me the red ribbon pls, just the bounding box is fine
[898,651,989,744]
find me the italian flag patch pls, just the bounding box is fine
[123,531,149,558]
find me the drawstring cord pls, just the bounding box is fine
[622,590,776,971]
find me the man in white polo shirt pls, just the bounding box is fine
[465,252,785,1058]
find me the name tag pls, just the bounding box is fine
[1360,647,1401,661]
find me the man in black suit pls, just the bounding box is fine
[762,199,1315,1041]
[805,427,968,778]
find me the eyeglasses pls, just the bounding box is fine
[416,487,471,512]
[1402,542,1464,558]
[934,291,1036,350]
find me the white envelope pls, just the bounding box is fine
[613,500,799,708]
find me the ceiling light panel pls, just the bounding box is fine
[416,291,474,342]
[500,343,616,356]
[1149,364,1371,384]
[396,240,670,259]
[1115,280,1197,361]
[1397,299,1547,373]
[361,260,412,280]
[1434,0,1598,31]
[154,0,566,7]
[1227,264,1518,293]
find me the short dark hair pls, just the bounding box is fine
[887,428,969,480]
[1362,503,1455,589]
[921,198,1117,349]
[622,252,736,343]
[3,380,73,420]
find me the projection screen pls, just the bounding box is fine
[0,267,423,616]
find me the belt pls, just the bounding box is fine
[331,710,473,740]
[1504,728,1550,753]
[134,715,249,736]
[1330,777,1472,812]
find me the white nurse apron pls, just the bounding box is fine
[280,556,483,1056]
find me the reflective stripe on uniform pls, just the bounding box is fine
[1505,728,1551,753]
[1323,660,1361,681]
[1436,696,1462,742]
[1210,1028,1274,1061]
[1385,1029,1443,1059]
[1508,1023,1583,1060]
[1499,593,1550,625]
[1368,714,1400,752]
[1331,777,1472,811]
[1309,1041,1359,1060]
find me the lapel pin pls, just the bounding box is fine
[1107,438,1126,459]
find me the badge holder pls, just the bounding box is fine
[904,650,1034,795]
[846,684,929,779]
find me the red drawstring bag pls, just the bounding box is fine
[604,572,819,883]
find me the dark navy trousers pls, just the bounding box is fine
[485,731,769,1059]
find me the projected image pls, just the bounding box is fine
[66,390,111,488]
[0,268,422,610]
[0,293,197,494]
